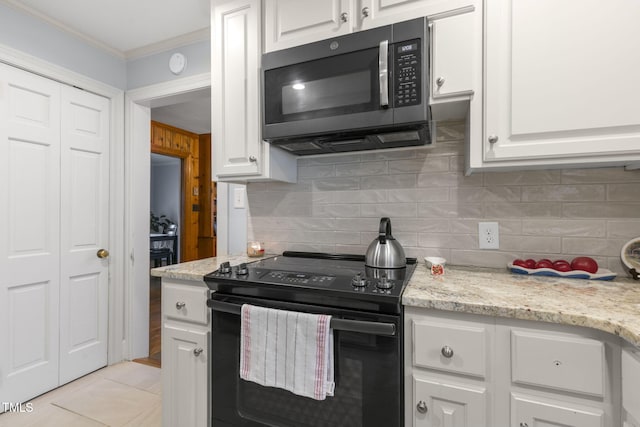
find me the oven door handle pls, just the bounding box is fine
[207,298,396,337]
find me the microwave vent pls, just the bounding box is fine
[278,141,323,152]
[377,131,420,144]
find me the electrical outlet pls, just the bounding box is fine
[478,222,499,249]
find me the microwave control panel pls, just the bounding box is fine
[393,39,421,108]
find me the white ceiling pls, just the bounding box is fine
[4,0,211,58]
[151,88,212,134]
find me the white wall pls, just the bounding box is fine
[150,157,181,229]
[126,40,210,90]
[0,3,126,89]
[227,183,248,255]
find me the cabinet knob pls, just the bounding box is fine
[416,400,428,414]
[436,76,445,87]
[519,423,529,427]
[193,348,203,357]
[340,12,348,23]
[249,155,257,162]
[362,7,369,17]
[488,135,499,144]
[176,301,186,310]
[441,345,454,358]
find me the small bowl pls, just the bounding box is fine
[424,257,446,275]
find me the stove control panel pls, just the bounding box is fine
[265,271,336,286]
[206,261,410,297]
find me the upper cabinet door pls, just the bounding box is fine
[474,0,640,171]
[429,8,476,101]
[359,0,477,31]
[264,0,352,53]
[212,0,262,177]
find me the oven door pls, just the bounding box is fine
[209,293,403,427]
[262,27,394,141]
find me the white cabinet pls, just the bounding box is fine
[406,307,623,427]
[405,308,492,427]
[428,5,481,124]
[622,346,640,427]
[429,9,475,103]
[161,278,209,427]
[511,393,604,427]
[413,376,487,427]
[359,0,475,32]
[211,0,296,183]
[497,321,620,427]
[470,0,640,172]
[264,0,352,53]
[264,0,478,53]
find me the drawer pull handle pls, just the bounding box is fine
[416,400,428,414]
[520,423,529,427]
[441,345,454,358]
[176,301,186,310]
[193,348,203,357]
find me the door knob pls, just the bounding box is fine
[97,249,110,259]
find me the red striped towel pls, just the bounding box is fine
[240,304,335,400]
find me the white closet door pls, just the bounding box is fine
[0,63,62,404]
[58,86,110,384]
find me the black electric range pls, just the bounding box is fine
[204,251,417,315]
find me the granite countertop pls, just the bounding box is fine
[150,254,267,281]
[151,256,640,347]
[404,263,640,347]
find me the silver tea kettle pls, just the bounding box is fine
[365,218,406,269]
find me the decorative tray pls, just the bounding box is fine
[507,263,617,281]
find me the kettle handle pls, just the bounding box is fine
[378,217,391,244]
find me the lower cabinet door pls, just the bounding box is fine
[511,393,604,427]
[162,324,208,427]
[413,376,487,427]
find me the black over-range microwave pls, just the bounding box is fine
[262,17,431,155]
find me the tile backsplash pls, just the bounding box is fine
[247,122,640,274]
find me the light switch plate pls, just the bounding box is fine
[233,187,245,209]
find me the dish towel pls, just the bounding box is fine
[239,304,335,400]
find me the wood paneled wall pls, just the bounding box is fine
[198,134,216,258]
[150,121,200,262]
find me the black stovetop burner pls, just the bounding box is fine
[204,251,417,315]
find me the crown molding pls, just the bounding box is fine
[124,28,209,60]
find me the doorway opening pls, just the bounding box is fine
[127,79,215,367]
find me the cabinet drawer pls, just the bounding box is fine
[511,330,604,396]
[413,320,487,377]
[163,283,209,324]
[511,393,604,427]
[623,347,640,422]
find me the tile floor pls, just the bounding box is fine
[0,362,161,427]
